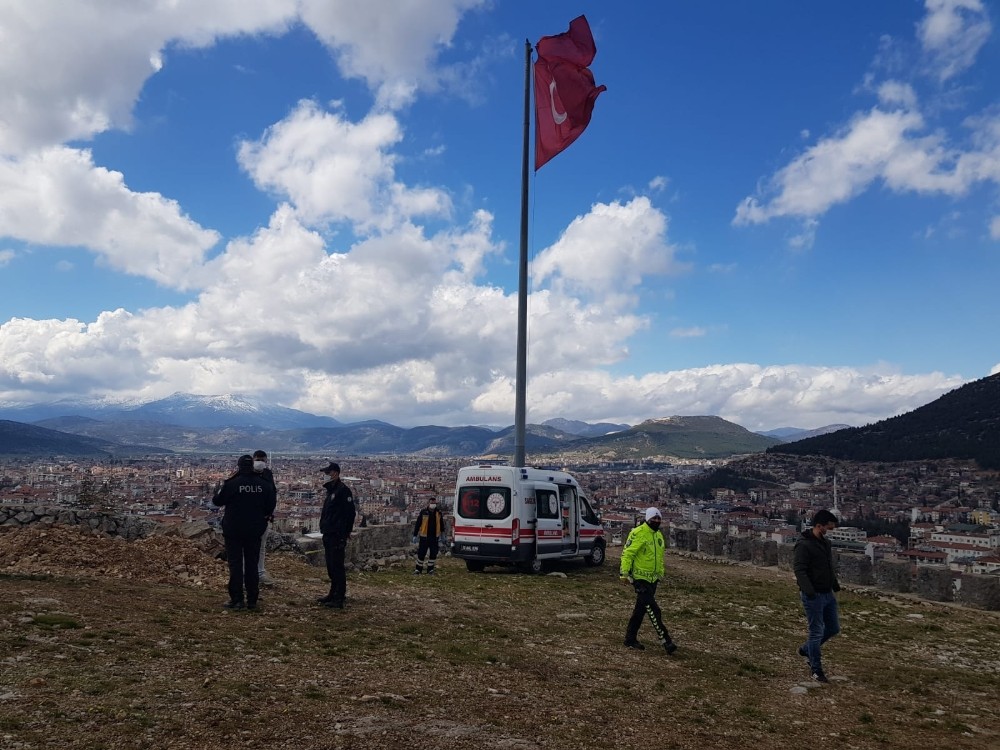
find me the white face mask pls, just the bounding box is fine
[429,503,437,509]
[253,461,267,472]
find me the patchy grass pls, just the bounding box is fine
[0,544,998,749]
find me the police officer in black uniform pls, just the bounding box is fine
[317,461,355,609]
[213,454,277,610]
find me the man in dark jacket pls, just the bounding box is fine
[212,454,277,610]
[793,509,841,683]
[412,498,447,575]
[317,461,355,609]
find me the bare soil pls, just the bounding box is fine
[1,524,998,749]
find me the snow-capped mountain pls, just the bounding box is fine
[0,393,341,430]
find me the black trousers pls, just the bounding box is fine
[323,534,348,603]
[224,531,263,605]
[415,536,440,571]
[625,580,673,644]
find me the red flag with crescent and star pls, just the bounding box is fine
[533,15,606,170]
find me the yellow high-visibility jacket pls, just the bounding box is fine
[619,523,665,583]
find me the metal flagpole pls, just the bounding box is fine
[513,39,531,469]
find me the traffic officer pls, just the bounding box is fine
[619,507,678,654]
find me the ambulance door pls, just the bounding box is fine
[559,485,579,554]
[533,484,562,558]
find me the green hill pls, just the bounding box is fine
[0,419,168,457]
[569,415,781,459]
[769,373,1000,468]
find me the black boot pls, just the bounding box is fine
[223,599,244,610]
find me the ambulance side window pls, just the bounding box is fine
[537,489,558,519]
[580,497,600,525]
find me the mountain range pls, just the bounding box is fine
[6,376,996,464]
[0,393,778,459]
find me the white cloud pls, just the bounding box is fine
[532,197,686,305]
[0,0,298,156]
[990,215,1000,239]
[670,327,706,339]
[0,249,13,267]
[299,0,488,109]
[918,0,992,81]
[238,101,451,232]
[0,147,220,289]
[734,104,1000,227]
[877,80,918,109]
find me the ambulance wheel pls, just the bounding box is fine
[465,560,486,573]
[585,542,606,567]
[528,558,545,575]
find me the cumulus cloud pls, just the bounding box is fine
[237,101,451,232]
[0,147,220,289]
[0,0,298,156]
[299,0,488,109]
[532,197,686,305]
[467,364,965,432]
[918,0,992,81]
[0,249,13,267]
[736,1,1000,235]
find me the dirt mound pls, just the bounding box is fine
[0,523,227,587]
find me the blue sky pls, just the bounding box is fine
[1,0,998,431]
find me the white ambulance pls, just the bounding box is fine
[451,464,606,573]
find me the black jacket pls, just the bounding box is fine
[212,469,277,537]
[320,479,356,538]
[793,530,841,597]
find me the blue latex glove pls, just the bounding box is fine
[411,536,418,545]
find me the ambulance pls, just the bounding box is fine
[451,464,606,573]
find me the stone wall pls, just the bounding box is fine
[836,553,873,586]
[1,503,159,541]
[666,521,998,611]
[874,558,912,593]
[913,565,954,602]
[297,524,414,570]
[0,504,412,567]
[750,539,778,567]
[723,536,752,562]
[956,574,1000,610]
[669,527,699,552]
[697,530,724,556]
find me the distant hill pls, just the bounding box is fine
[758,424,852,441]
[566,416,782,460]
[0,420,170,457]
[542,418,630,438]
[768,373,1000,469]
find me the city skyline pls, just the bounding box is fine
[1,2,999,431]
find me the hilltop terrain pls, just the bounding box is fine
[770,372,1000,469]
[1,525,997,749]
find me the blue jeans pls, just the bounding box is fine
[800,591,840,672]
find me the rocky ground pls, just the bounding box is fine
[1,524,998,750]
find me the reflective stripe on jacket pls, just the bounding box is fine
[619,522,665,582]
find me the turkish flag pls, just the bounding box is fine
[534,15,606,170]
